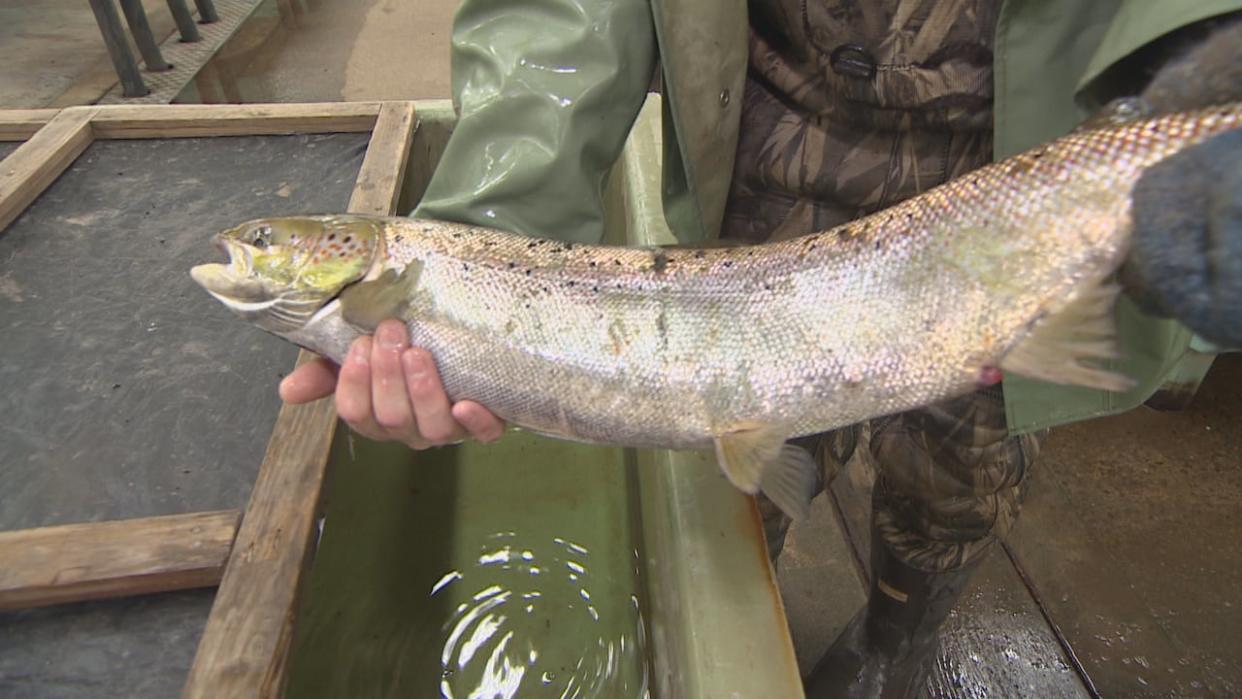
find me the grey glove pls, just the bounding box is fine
[1125,130,1242,348]
[1120,16,1242,347]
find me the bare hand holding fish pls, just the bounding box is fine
[278,321,505,449]
[192,103,1242,521]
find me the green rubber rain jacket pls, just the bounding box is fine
[413,0,1242,435]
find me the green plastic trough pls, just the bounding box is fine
[282,96,805,698]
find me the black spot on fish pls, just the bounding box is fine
[652,250,669,273]
[693,250,706,259]
[589,260,598,267]
[343,236,352,244]
[507,261,517,269]
[462,262,470,271]
[452,232,462,239]
[328,233,336,241]
[723,260,734,268]
[613,259,622,266]
[395,235,403,243]
[525,269,533,276]
[592,285,600,293]
[527,241,538,249]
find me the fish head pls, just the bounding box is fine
[190,215,384,333]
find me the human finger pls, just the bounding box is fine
[335,336,387,440]
[370,320,419,438]
[452,401,506,443]
[279,357,340,404]
[402,347,464,446]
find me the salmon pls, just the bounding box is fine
[191,101,1242,519]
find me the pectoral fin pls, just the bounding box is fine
[338,261,423,332]
[714,423,819,521]
[999,278,1135,392]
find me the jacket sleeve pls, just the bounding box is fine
[411,0,658,244]
[1075,3,1242,108]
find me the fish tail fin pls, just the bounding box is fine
[714,424,819,521]
[999,277,1135,392]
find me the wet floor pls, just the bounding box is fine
[0,0,180,108]
[811,354,1242,697]
[1005,354,1242,697]
[174,0,453,104]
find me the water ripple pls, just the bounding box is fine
[435,532,647,698]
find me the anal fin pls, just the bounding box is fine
[714,423,819,521]
[1000,279,1135,392]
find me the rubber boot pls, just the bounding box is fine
[803,527,982,699]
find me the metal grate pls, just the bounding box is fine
[98,0,264,105]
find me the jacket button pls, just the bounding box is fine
[829,44,877,80]
[719,89,731,107]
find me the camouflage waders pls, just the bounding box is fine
[722,0,1042,578]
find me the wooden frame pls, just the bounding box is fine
[0,101,418,698]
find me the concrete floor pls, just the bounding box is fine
[0,0,182,108]
[2,1,1240,697]
[177,0,454,104]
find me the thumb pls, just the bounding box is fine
[279,357,341,403]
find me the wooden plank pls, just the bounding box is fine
[90,102,384,139]
[0,511,239,611]
[181,387,338,699]
[182,102,419,699]
[345,101,418,216]
[399,99,456,213]
[0,109,59,142]
[0,108,95,234]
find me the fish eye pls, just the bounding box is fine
[251,225,272,249]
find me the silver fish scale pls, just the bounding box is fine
[358,105,1242,449]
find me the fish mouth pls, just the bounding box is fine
[190,237,266,304]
